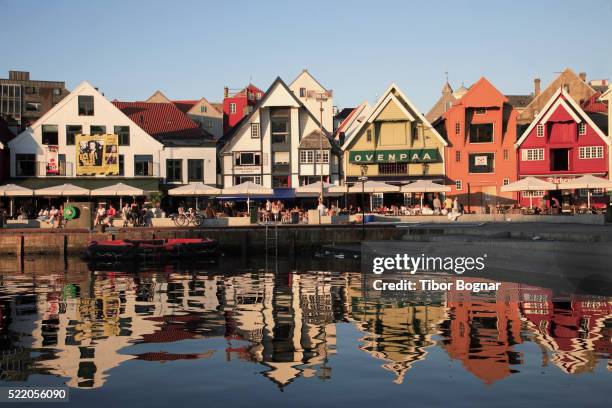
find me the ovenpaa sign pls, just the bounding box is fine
[349,149,439,164]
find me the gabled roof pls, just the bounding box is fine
[172,100,199,113]
[219,77,338,154]
[515,87,610,148]
[113,101,213,142]
[342,83,448,151]
[457,77,509,107]
[146,90,172,104]
[506,94,534,108]
[289,69,330,92]
[425,82,457,122]
[299,130,332,149]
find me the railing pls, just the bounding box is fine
[36,161,74,176]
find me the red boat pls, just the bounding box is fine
[85,238,218,262]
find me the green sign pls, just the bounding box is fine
[348,149,439,164]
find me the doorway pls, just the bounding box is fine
[550,149,570,171]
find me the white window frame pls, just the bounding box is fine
[371,193,384,209]
[300,150,314,164]
[536,124,544,138]
[315,150,330,164]
[229,103,236,114]
[455,180,462,190]
[578,122,586,135]
[580,188,604,197]
[522,148,545,161]
[579,146,603,159]
[234,152,261,166]
[503,178,510,186]
[523,190,545,197]
[251,123,260,139]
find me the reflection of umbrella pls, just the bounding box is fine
[348,180,400,193]
[169,182,221,209]
[221,181,273,212]
[558,174,612,208]
[401,180,450,207]
[35,183,90,197]
[501,177,556,209]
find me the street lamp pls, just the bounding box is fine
[358,164,368,240]
[307,90,332,208]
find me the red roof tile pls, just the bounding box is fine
[172,100,199,114]
[112,101,208,140]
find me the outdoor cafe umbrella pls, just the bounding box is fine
[35,183,90,199]
[168,182,221,209]
[401,180,451,207]
[0,184,34,217]
[221,181,273,213]
[295,181,341,197]
[557,174,612,209]
[91,182,147,209]
[347,180,400,193]
[501,177,556,209]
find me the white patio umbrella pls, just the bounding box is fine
[168,182,221,209]
[348,180,400,193]
[91,182,147,209]
[295,181,339,197]
[221,181,273,213]
[401,180,451,207]
[557,174,612,209]
[328,184,349,194]
[35,183,90,198]
[501,177,556,209]
[0,184,34,217]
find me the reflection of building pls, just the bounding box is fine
[440,280,523,384]
[520,286,611,374]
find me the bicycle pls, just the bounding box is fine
[171,212,204,227]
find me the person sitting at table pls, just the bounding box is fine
[105,204,117,226]
[433,194,442,215]
[205,202,215,219]
[38,208,49,222]
[94,204,106,226]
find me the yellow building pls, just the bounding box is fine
[341,83,447,206]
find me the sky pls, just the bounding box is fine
[1,0,611,111]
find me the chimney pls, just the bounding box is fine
[534,78,541,97]
[579,72,587,82]
[9,71,30,81]
[224,87,229,98]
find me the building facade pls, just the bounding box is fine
[435,77,518,212]
[223,84,263,133]
[288,70,333,133]
[219,77,340,189]
[8,82,216,189]
[515,88,610,208]
[0,71,68,133]
[342,83,447,206]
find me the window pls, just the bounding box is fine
[273,151,290,164]
[229,103,236,114]
[251,123,260,138]
[578,122,587,135]
[455,122,461,135]
[315,150,330,164]
[579,146,604,159]
[256,92,262,100]
[299,88,306,97]
[271,112,289,144]
[521,148,545,161]
[378,163,407,175]
[234,176,261,185]
[234,152,261,166]
[185,159,204,182]
[300,150,314,164]
[412,125,419,141]
[57,154,66,176]
[25,102,41,112]
[166,159,182,182]
[248,91,254,101]
[580,188,604,197]
[53,88,62,96]
[66,125,82,145]
[16,154,36,176]
[537,124,544,137]
[366,129,372,142]
[455,151,461,162]
[455,180,462,190]
[207,120,213,128]
[25,86,37,94]
[469,123,494,143]
[523,190,545,197]
[475,108,486,115]
[114,126,130,146]
[118,155,124,176]
[503,178,510,186]
[200,106,207,113]
[371,193,384,209]
[78,95,94,116]
[134,155,154,176]
[503,149,509,160]
[42,125,58,145]
[403,193,415,206]
[468,153,495,173]
[272,175,290,188]
[90,125,106,135]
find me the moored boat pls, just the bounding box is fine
[84,238,218,262]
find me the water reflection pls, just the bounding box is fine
[0,258,609,392]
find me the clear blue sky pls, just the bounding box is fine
[1,0,611,111]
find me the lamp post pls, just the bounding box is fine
[359,164,368,240]
[307,90,332,212]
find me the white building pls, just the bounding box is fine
[219,77,340,189]
[289,70,334,133]
[8,81,217,189]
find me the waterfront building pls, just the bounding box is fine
[433,77,519,212]
[341,83,447,206]
[0,117,15,181]
[0,70,68,133]
[223,83,263,133]
[425,81,458,123]
[515,87,610,208]
[219,77,340,190]
[146,90,224,140]
[7,81,216,191]
[334,101,372,146]
[288,69,334,132]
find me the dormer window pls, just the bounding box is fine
[536,124,544,137]
[578,122,586,135]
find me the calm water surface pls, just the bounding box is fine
[0,256,609,407]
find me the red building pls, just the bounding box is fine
[515,87,610,209]
[223,84,263,133]
[435,77,518,212]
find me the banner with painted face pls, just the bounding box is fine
[46,145,59,175]
[76,134,119,176]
